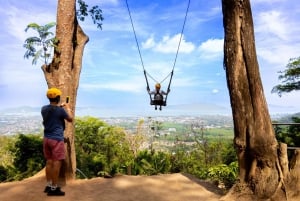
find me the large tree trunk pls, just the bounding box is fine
[221,0,300,200]
[221,0,286,200]
[41,0,89,180]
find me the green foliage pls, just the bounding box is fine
[133,150,172,175]
[9,134,44,180]
[23,1,103,66]
[0,164,17,182]
[0,135,17,181]
[170,150,189,173]
[275,117,300,147]
[0,135,16,167]
[272,57,300,96]
[287,117,300,146]
[75,117,133,178]
[221,141,237,165]
[1,116,238,189]
[207,161,238,189]
[166,137,237,189]
[75,117,107,178]
[23,22,56,65]
[76,0,104,29]
[205,128,234,139]
[0,165,8,182]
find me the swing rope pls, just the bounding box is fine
[164,0,190,102]
[126,0,191,102]
[171,0,190,76]
[126,0,155,92]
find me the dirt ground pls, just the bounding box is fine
[0,173,224,201]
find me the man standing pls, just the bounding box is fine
[41,88,73,196]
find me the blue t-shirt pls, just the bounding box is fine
[41,105,69,141]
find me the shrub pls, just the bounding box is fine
[207,161,238,189]
[10,134,44,180]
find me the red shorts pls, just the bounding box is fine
[43,138,65,161]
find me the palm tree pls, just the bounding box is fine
[23,22,57,65]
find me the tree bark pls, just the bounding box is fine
[278,143,289,181]
[221,0,284,200]
[222,0,300,200]
[288,149,300,198]
[41,0,89,180]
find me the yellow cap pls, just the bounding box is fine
[46,88,62,99]
[155,83,161,89]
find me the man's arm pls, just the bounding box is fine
[61,104,73,122]
[65,107,73,122]
[65,111,73,122]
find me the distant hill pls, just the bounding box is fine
[0,105,298,136]
[0,106,41,116]
[0,103,232,117]
[274,113,300,123]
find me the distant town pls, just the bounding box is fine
[0,106,293,136]
[0,107,233,135]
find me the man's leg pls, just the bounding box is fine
[51,160,62,188]
[44,160,53,192]
[47,160,65,196]
[46,160,53,181]
[43,138,53,193]
[47,140,65,196]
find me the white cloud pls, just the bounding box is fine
[255,11,288,41]
[254,9,300,66]
[251,0,285,4]
[100,0,119,5]
[142,36,156,49]
[81,82,141,93]
[198,38,223,60]
[80,74,145,93]
[172,76,198,88]
[212,89,219,94]
[256,44,299,66]
[2,5,56,43]
[142,34,195,54]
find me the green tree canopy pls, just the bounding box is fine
[10,134,44,180]
[272,57,300,96]
[75,117,133,177]
[275,117,300,147]
[23,0,103,66]
[23,22,57,65]
[76,0,103,29]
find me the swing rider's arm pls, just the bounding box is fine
[148,88,168,107]
[145,71,172,109]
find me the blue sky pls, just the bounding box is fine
[1,0,300,117]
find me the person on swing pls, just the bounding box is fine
[148,83,170,110]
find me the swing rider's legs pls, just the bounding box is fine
[152,100,165,110]
[153,100,163,104]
